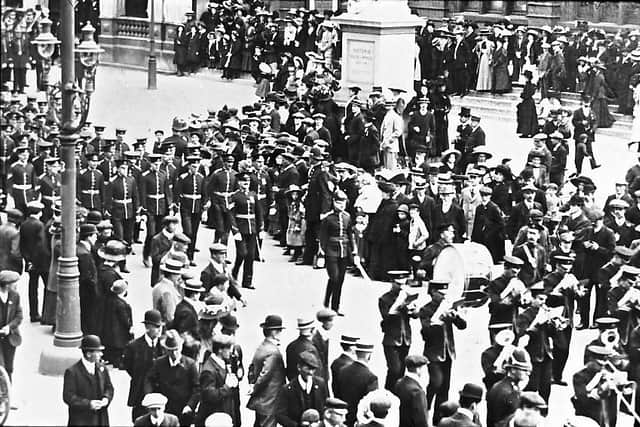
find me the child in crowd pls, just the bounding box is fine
[286,185,306,263]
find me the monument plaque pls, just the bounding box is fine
[347,39,375,84]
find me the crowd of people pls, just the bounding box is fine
[3,2,640,427]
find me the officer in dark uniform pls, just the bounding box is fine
[98,140,118,182]
[485,255,525,344]
[78,152,105,212]
[105,159,139,247]
[208,154,237,243]
[32,139,54,177]
[250,152,272,255]
[159,144,178,188]
[174,155,205,264]
[319,190,355,316]
[140,154,173,267]
[35,157,61,223]
[8,143,36,214]
[0,121,15,193]
[89,125,106,154]
[230,172,263,289]
[302,152,333,266]
[113,127,131,161]
[124,151,145,245]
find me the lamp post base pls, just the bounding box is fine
[38,345,82,376]
[148,55,157,90]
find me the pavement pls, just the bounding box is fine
[5,66,637,426]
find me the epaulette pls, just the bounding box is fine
[179,172,189,179]
[37,173,46,180]
[142,170,150,176]
[79,168,87,174]
[109,176,118,182]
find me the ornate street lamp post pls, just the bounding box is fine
[148,0,157,89]
[33,11,103,375]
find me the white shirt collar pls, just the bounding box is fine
[210,258,224,271]
[298,375,313,394]
[150,414,165,425]
[0,291,7,304]
[169,356,182,367]
[457,408,475,420]
[144,334,157,348]
[162,229,174,240]
[81,358,96,374]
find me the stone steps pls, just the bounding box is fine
[451,91,632,140]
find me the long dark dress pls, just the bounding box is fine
[42,236,61,326]
[366,198,399,281]
[586,70,615,128]
[492,47,511,93]
[430,92,451,157]
[173,30,187,69]
[517,81,538,136]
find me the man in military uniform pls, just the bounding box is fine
[35,157,61,223]
[98,141,118,182]
[230,172,263,289]
[250,152,272,254]
[113,127,131,161]
[89,125,106,154]
[8,144,35,214]
[0,121,15,193]
[319,191,356,316]
[105,159,139,248]
[485,255,525,344]
[174,155,205,264]
[302,151,333,266]
[209,154,237,243]
[140,154,173,267]
[78,152,105,212]
[32,139,54,176]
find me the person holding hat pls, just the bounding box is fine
[196,334,240,426]
[319,190,356,314]
[18,201,50,323]
[438,383,484,427]
[393,354,429,426]
[333,340,378,426]
[571,345,620,427]
[0,209,23,273]
[63,335,114,426]
[274,350,329,427]
[145,329,201,424]
[247,314,287,427]
[78,152,105,212]
[149,215,180,286]
[174,156,206,263]
[134,393,180,427]
[140,154,174,267]
[7,142,35,214]
[0,270,22,380]
[122,310,166,422]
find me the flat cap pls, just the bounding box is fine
[316,308,336,321]
[405,354,428,369]
[324,397,348,411]
[520,391,547,409]
[299,351,320,369]
[0,270,20,286]
[141,393,168,408]
[504,255,524,266]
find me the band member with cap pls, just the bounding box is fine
[275,350,329,427]
[471,185,505,263]
[230,172,263,289]
[438,383,484,427]
[19,200,50,322]
[485,255,526,344]
[416,222,455,281]
[134,393,180,427]
[140,153,173,267]
[78,152,105,212]
[333,341,378,427]
[8,143,35,214]
[286,316,322,382]
[572,345,619,427]
[481,324,516,391]
[330,335,359,397]
[608,264,640,347]
[174,155,206,264]
[319,190,356,315]
[105,158,139,248]
[515,281,555,402]
[583,317,628,367]
[512,222,547,286]
[123,310,166,422]
[247,314,287,427]
[63,335,114,426]
[196,334,239,425]
[149,215,180,287]
[486,348,532,427]
[418,279,467,425]
[393,354,429,427]
[378,270,416,391]
[144,329,201,425]
[0,270,22,380]
[35,156,61,222]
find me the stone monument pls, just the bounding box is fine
[332,0,423,97]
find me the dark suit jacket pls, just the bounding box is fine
[486,377,520,427]
[379,288,412,347]
[438,411,481,427]
[77,242,98,335]
[144,355,200,415]
[330,353,353,397]
[19,216,50,272]
[506,201,543,241]
[149,231,172,286]
[133,412,180,427]
[394,375,428,427]
[418,298,467,362]
[572,107,597,141]
[465,126,485,152]
[196,356,236,425]
[311,330,329,381]
[200,262,242,301]
[275,376,329,427]
[512,243,547,286]
[123,335,166,407]
[0,290,22,347]
[285,335,322,381]
[334,360,378,426]
[247,339,286,414]
[63,360,114,426]
[171,299,199,339]
[101,294,132,349]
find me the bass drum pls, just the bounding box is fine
[432,242,493,307]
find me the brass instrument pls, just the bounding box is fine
[534,304,570,330]
[600,329,620,350]
[492,330,516,374]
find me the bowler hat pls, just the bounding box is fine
[79,224,98,238]
[220,314,240,331]
[110,279,128,295]
[80,334,105,351]
[260,314,285,330]
[459,383,484,401]
[142,309,163,327]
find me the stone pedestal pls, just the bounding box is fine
[526,2,561,27]
[332,0,423,97]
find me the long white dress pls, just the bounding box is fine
[476,40,494,91]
